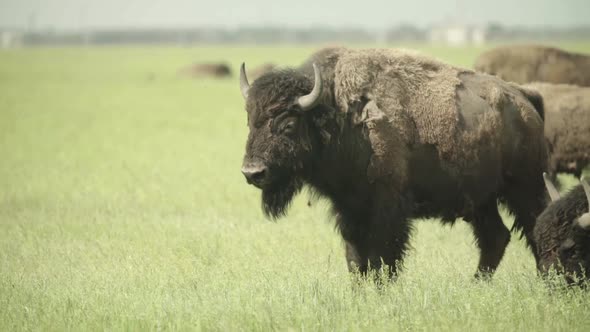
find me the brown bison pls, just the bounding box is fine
[474,45,590,86]
[239,47,548,279]
[249,63,276,81]
[177,62,232,78]
[524,83,590,181]
[536,174,590,283]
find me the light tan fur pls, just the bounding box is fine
[319,48,545,182]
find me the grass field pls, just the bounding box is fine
[1,42,590,331]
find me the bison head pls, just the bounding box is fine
[239,63,327,219]
[542,174,590,282]
[559,178,590,281]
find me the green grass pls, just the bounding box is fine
[1,42,590,331]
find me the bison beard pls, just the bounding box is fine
[261,177,303,219]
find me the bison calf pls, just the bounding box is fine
[535,174,590,283]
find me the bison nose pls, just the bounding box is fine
[241,164,268,187]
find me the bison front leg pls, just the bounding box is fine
[344,240,365,273]
[470,199,511,278]
[366,221,412,280]
[339,214,370,275]
[340,201,412,281]
[344,230,411,280]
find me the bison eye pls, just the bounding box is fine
[281,120,297,135]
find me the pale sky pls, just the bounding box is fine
[0,0,588,30]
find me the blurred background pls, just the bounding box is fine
[1,0,589,47]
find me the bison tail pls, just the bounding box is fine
[518,86,545,121]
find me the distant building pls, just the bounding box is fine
[471,27,487,45]
[429,22,487,46]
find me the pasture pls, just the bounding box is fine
[1,43,590,331]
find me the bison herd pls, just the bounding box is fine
[237,45,590,284]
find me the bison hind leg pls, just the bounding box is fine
[469,199,511,278]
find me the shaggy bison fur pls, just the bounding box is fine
[239,47,548,279]
[524,82,590,181]
[535,175,590,283]
[474,45,590,86]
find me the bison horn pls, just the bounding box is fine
[577,176,590,230]
[579,215,590,230]
[582,176,590,213]
[239,62,250,99]
[543,172,560,202]
[297,63,323,111]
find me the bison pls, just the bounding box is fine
[474,45,590,86]
[177,62,232,78]
[239,47,548,279]
[535,174,590,283]
[249,63,276,82]
[523,82,590,181]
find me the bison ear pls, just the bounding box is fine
[543,172,560,202]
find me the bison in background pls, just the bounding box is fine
[249,63,276,81]
[474,45,590,86]
[239,47,548,280]
[177,62,232,78]
[524,83,590,182]
[536,174,590,283]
